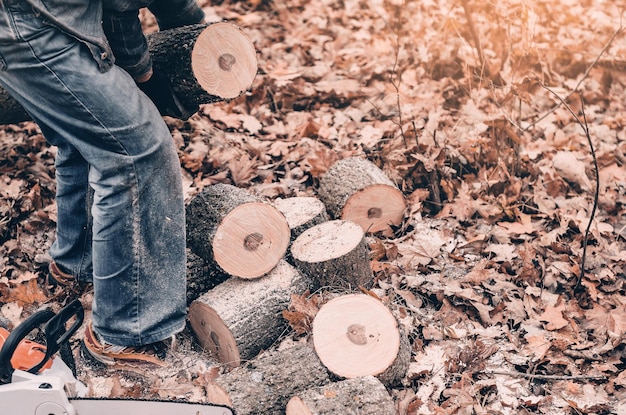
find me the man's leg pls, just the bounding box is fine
[0,3,186,346]
[35,124,94,283]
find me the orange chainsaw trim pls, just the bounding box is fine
[0,327,53,372]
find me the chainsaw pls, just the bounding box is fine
[0,299,235,415]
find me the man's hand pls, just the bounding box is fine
[137,69,197,120]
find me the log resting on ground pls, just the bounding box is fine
[312,294,410,387]
[290,220,373,289]
[188,260,314,368]
[318,157,405,236]
[186,183,290,279]
[216,341,330,415]
[286,376,396,415]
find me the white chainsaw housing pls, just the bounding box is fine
[1,358,233,415]
[0,369,76,415]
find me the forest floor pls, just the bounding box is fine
[0,0,625,413]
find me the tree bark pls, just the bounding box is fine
[185,248,229,305]
[188,260,314,369]
[186,183,290,279]
[216,341,330,415]
[0,22,257,125]
[285,376,396,415]
[290,220,373,289]
[318,157,405,236]
[312,294,410,387]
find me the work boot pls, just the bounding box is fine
[47,261,75,287]
[83,323,175,369]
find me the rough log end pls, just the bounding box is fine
[213,202,290,279]
[188,301,241,368]
[342,184,405,235]
[312,294,400,379]
[191,22,257,100]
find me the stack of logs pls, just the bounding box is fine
[185,156,409,414]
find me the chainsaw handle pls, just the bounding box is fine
[0,308,54,384]
[33,299,84,373]
[0,299,84,384]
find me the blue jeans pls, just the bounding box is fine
[0,2,187,346]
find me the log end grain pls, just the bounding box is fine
[317,157,406,236]
[342,183,405,235]
[312,294,400,379]
[191,22,257,100]
[188,301,241,368]
[213,201,290,279]
[290,220,363,263]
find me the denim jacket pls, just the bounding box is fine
[21,0,204,77]
[22,0,115,73]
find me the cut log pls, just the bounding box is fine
[186,183,290,279]
[312,294,410,386]
[317,157,405,236]
[216,341,330,415]
[285,376,396,415]
[188,260,314,368]
[273,196,329,240]
[150,22,257,107]
[0,22,257,124]
[290,220,373,289]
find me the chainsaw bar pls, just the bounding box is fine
[70,397,234,415]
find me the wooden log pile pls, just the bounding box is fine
[185,157,409,414]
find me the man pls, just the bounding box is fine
[0,0,203,368]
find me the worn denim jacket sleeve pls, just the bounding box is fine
[101,8,152,80]
[23,0,114,73]
[102,0,205,79]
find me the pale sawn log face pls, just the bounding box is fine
[273,196,328,230]
[290,219,364,263]
[212,202,290,278]
[188,301,240,367]
[191,22,258,100]
[149,22,257,109]
[341,184,406,235]
[312,294,401,379]
[186,183,290,279]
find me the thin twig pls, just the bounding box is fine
[542,86,599,293]
[486,370,607,381]
[367,0,409,147]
